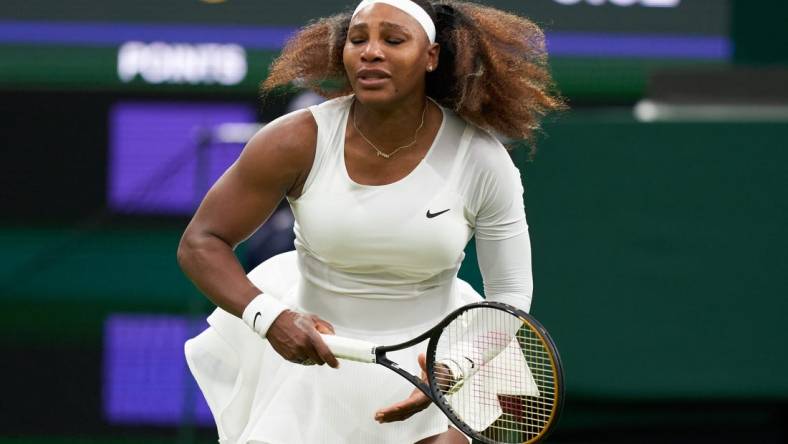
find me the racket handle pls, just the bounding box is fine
[320,334,377,363]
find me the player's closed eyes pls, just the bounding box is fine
[349,38,406,45]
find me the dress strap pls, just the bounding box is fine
[300,96,353,196]
[445,123,476,186]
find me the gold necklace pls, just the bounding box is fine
[352,99,427,159]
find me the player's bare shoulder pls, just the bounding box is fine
[234,108,317,197]
[243,109,317,171]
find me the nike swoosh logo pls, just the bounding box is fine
[426,209,450,218]
[252,312,262,330]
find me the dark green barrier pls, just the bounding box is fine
[511,112,788,399]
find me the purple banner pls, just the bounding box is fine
[103,314,213,426]
[108,101,255,215]
[0,20,294,49]
[546,31,731,60]
[1,20,731,60]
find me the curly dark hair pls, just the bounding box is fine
[262,0,565,148]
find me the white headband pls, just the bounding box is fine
[352,0,436,44]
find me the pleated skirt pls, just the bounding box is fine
[185,251,480,444]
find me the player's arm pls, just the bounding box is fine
[437,136,534,390]
[177,109,313,316]
[177,109,338,368]
[472,134,532,313]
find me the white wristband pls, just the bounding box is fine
[242,294,288,339]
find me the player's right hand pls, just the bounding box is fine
[266,310,340,368]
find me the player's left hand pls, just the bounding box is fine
[374,353,431,423]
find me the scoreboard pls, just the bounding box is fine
[0,0,729,32]
[0,0,730,99]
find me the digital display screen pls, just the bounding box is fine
[0,0,729,34]
[0,0,730,98]
[103,314,213,425]
[108,101,256,214]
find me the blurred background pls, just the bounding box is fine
[1,0,786,443]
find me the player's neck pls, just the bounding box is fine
[353,95,428,141]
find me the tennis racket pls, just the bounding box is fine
[320,301,564,444]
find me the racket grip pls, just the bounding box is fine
[320,334,377,363]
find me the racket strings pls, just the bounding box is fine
[432,308,558,443]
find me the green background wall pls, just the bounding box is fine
[3,113,785,399]
[733,1,788,65]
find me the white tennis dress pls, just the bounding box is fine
[185,95,532,444]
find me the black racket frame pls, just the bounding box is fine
[373,301,565,444]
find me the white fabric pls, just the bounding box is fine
[187,252,480,444]
[291,96,528,307]
[445,334,540,431]
[185,95,532,443]
[476,232,533,312]
[436,309,539,430]
[353,0,437,44]
[241,293,288,338]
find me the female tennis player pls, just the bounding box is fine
[178,1,563,442]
